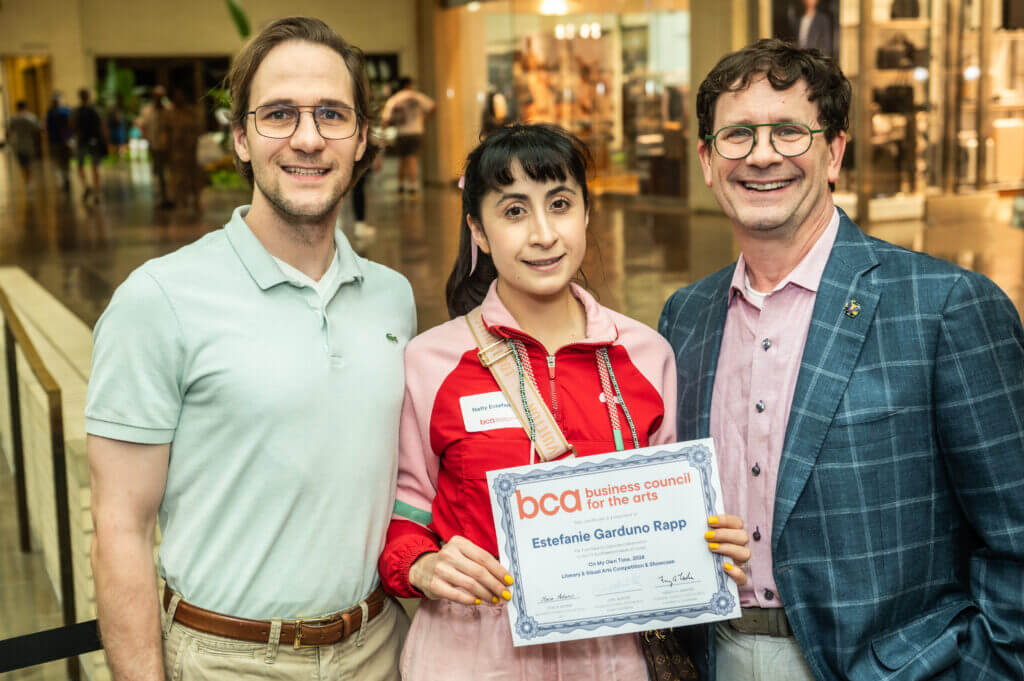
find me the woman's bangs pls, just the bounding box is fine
[475,138,572,194]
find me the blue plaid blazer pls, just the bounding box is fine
[658,210,1024,681]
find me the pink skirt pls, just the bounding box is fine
[399,599,650,681]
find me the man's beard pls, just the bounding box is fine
[253,163,348,244]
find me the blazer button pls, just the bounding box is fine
[761,338,772,351]
[751,462,761,476]
[752,527,762,541]
[764,589,775,601]
[755,400,766,413]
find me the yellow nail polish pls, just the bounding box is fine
[705,530,716,540]
[724,563,735,571]
[504,574,514,585]
[491,596,500,604]
[708,516,719,525]
[474,598,482,605]
[709,542,720,550]
[502,590,512,601]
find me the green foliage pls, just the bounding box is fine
[206,87,231,111]
[99,60,140,115]
[209,168,247,189]
[226,0,250,39]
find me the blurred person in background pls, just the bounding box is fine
[350,152,383,243]
[107,96,129,160]
[6,100,42,188]
[792,0,835,58]
[381,76,435,195]
[72,88,108,204]
[46,92,73,192]
[137,85,173,209]
[166,88,204,215]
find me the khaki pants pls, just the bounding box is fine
[714,621,816,681]
[161,596,409,681]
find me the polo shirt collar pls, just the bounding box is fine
[225,205,364,291]
[729,206,840,304]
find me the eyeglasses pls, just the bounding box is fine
[704,122,825,160]
[247,104,360,140]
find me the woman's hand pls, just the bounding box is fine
[409,535,513,606]
[705,514,751,586]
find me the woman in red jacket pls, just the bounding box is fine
[379,124,749,680]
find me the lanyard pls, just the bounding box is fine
[507,339,640,461]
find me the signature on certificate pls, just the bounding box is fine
[540,593,578,603]
[658,571,696,586]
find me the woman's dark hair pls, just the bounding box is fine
[696,38,851,143]
[445,124,592,318]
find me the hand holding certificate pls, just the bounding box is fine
[487,438,742,646]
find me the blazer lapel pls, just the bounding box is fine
[772,212,881,546]
[697,278,733,438]
[672,267,734,441]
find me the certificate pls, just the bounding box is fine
[487,439,740,646]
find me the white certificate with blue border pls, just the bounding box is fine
[487,439,740,646]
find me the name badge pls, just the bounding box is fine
[460,391,520,433]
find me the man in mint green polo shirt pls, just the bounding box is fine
[86,18,415,681]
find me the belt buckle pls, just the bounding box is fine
[293,615,336,650]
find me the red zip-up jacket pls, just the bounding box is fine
[379,282,677,597]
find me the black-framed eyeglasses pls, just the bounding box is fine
[247,104,361,140]
[704,122,826,160]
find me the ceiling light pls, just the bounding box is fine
[540,0,568,16]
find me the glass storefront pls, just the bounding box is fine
[839,0,1024,219]
[435,0,1024,214]
[446,0,694,199]
[950,0,1024,192]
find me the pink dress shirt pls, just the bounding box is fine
[709,208,840,608]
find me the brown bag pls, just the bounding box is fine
[640,629,699,681]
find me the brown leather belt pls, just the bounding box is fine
[162,586,387,649]
[729,607,793,637]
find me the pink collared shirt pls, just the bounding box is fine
[710,208,840,608]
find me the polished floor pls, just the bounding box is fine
[0,457,67,680]
[0,150,1022,679]
[1,153,1022,331]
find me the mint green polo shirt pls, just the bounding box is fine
[85,206,416,619]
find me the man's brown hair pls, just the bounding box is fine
[697,39,851,144]
[226,16,379,186]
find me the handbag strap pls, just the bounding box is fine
[466,307,572,462]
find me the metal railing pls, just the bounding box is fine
[0,286,100,678]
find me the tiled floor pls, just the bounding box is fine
[0,149,1021,679]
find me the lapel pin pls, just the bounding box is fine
[386,333,399,343]
[843,299,861,318]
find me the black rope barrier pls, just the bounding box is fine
[0,620,102,672]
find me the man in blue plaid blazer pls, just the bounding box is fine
[660,40,1024,681]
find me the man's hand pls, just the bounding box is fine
[409,536,512,606]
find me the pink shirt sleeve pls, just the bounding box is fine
[650,343,677,444]
[610,310,678,444]
[379,319,474,597]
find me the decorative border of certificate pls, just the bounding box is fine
[490,440,738,642]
